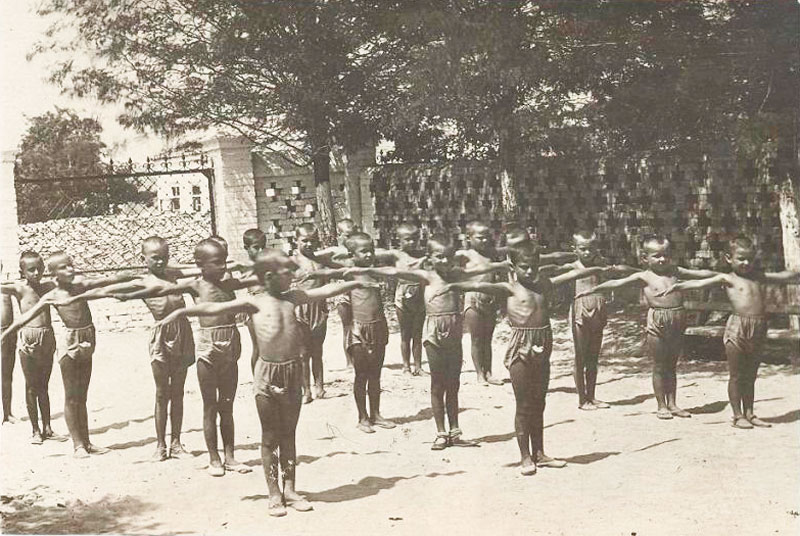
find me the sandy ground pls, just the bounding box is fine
[1,307,799,536]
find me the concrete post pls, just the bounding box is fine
[0,151,19,278]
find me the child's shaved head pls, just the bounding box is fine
[397,222,419,237]
[296,223,318,237]
[427,233,455,255]
[504,227,530,247]
[194,238,226,262]
[337,218,358,235]
[19,250,42,270]
[46,251,70,272]
[467,220,490,235]
[641,235,670,253]
[344,232,373,253]
[142,236,168,254]
[573,229,597,243]
[243,228,266,247]
[253,249,297,275]
[729,235,755,255]
[508,241,540,266]
[208,235,228,254]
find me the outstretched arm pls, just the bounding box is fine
[677,267,720,280]
[57,278,150,305]
[76,271,141,292]
[433,281,513,299]
[350,266,431,285]
[114,280,196,301]
[159,298,257,326]
[550,266,606,286]
[285,280,378,305]
[763,270,800,284]
[656,274,731,297]
[575,272,645,298]
[456,261,510,278]
[0,292,56,341]
[298,267,350,281]
[540,251,578,264]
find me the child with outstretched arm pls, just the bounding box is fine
[350,233,510,448]
[657,236,800,429]
[434,241,614,475]
[576,235,717,420]
[158,249,375,517]
[1,252,138,457]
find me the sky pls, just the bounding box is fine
[0,0,164,159]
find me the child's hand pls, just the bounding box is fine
[294,272,312,284]
[655,284,678,297]
[344,267,368,277]
[574,289,594,299]
[112,293,130,302]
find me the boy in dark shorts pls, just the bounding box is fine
[657,236,800,429]
[577,236,717,420]
[242,228,268,371]
[565,230,636,410]
[1,252,65,442]
[434,241,610,474]
[158,249,373,516]
[352,234,509,448]
[1,252,137,457]
[391,223,427,375]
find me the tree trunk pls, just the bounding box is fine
[342,151,363,229]
[312,146,338,246]
[778,175,800,330]
[498,121,520,227]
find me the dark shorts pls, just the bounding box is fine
[61,325,95,364]
[18,326,56,361]
[504,325,553,369]
[254,357,303,402]
[723,313,767,356]
[570,294,607,330]
[424,313,463,375]
[463,292,496,319]
[346,317,389,355]
[296,301,328,338]
[395,283,425,314]
[196,325,241,368]
[150,317,195,368]
[646,306,686,339]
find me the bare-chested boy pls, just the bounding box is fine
[352,234,509,448]
[566,230,636,410]
[1,252,66,442]
[390,223,427,375]
[159,249,374,516]
[434,241,612,474]
[577,236,717,420]
[242,228,268,371]
[1,263,17,425]
[322,218,360,369]
[117,238,258,475]
[1,252,137,457]
[657,236,800,429]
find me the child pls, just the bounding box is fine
[1,265,16,425]
[657,236,800,429]
[566,230,635,410]
[434,241,615,474]
[576,235,717,420]
[126,238,259,475]
[292,223,335,402]
[1,252,137,457]
[352,234,509,447]
[1,252,65,442]
[158,249,374,516]
[391,223,427,375]
[242,228,268,371]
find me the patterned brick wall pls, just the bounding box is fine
[368,156,787,271]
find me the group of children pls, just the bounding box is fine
[1,218,797,515]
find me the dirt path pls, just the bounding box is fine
[2,310,798,535]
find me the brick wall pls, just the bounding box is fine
[368,155,787,271]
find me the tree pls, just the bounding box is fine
[35,0,407,243]
[15,108,107,222]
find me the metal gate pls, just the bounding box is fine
[14,152,216,272]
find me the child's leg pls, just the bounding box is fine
[150,361,170,457]
[337,303,353,369]
[350,345,372,432]
[411,313,425,374]
[60,357,85,451]
[255,394,284,510]
[444,361,461,431]
[218,360,245,467]
[465,309,486,382]
[19,354,41,435]
[531,354,563,466]
[169,365,189,447]
[368,346,392,426]
[1,334,16,422]
[425,344,448,439]
[664,336,688,416]
[77,357,93,447]
[570,311,590,407]
[647,333,671,417]
[301,354,313,404]
[509,359,535,471]
[39,351,55,435]
[310,325,326,397]
[585,327,605,405]
[396,307,414,373]
[196,360,223,469]
[742,354,761,419]
[725,342,745,420]
[481,319,498,384]
[279,396,310,509]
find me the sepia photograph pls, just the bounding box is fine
[0,1,798,534]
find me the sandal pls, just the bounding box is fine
[431,434,449,451]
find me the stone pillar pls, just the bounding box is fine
[342,147,375,229]
[0,151,19,278]
[202,136,258,261]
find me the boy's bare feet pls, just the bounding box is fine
[87,443,110,455]
[357,420,375,434]
[732,416,754,429]
[747,416,772,428]
[485,374,503,386]
[402,367,412,375]
[431,434,448,450]
[74,446,90,459]
[169,442,192,459]
[520,458,537,476]
[207,460,225,477]
[448,429,479,447]
[268,496,287,517]
[302,393,313,404]
[477,374,488,386]
[284,492,313,512]
[223,459,253,474]
[535,454,567,468]
[579,402,598,411]
[312,385,326,399]
[669,407,691,418]
[43,430,68,442]
[656,408,673,420]
[153,446,168,462]
[590,399,610,409]
[371,416,396,429]
[2,415,19,424]
[31,431,44,445]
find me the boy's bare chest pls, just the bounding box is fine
[194,281,235,302]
